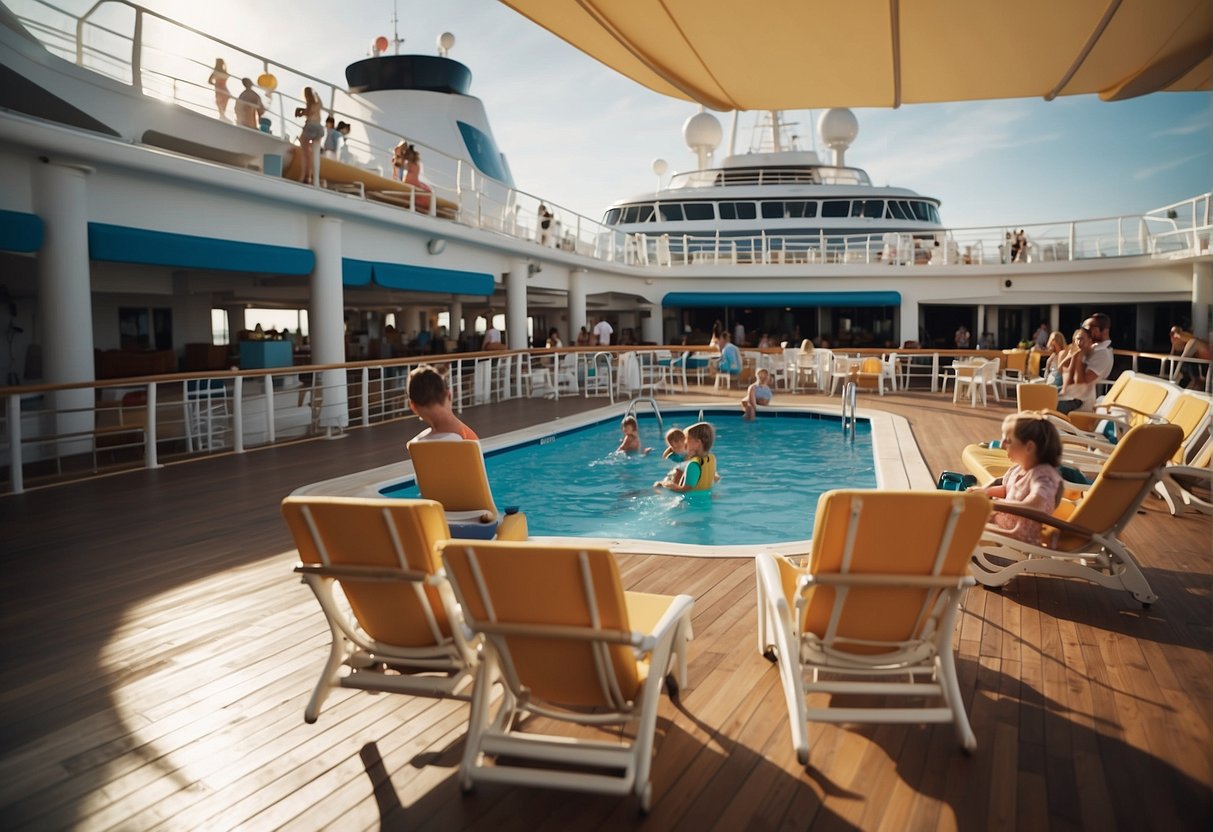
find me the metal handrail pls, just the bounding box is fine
[625,396,664,434]
[841,381,857,442]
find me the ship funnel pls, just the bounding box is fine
[818,108,858,167]
[684,110,722,172]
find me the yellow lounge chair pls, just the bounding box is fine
[281,497,481,723]
[406,439,528,540]
[971,422,1184,606]
[755,490,991,764]
[439,539,694,812]
[1016,381,1059,413]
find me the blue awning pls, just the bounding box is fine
[88,224,315,275]
[342,258,494,296]
[342,258,373,287]
[662,291,901,308]
[0,210,44,253]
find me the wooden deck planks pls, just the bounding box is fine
[1,387,1210,830]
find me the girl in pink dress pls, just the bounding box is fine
[973,412,1064,545]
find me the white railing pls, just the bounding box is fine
[623,195,1213,268]
[0,349,639,494]
[2,346,1204,494]
[9,1,1212,273]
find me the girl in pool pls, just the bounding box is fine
[741,367,773,421]
[969,412,1063,545]
[616,415,651,454]
[662,427,687,461]
[655,422,717,492]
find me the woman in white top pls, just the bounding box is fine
[1058,328,1097,413]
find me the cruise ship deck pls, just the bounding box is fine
[1,386,1209,830]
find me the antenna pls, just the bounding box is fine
[390,0,404,54]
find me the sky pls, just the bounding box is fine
[15,0,1212,230]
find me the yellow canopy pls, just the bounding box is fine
[499,0,1212,110]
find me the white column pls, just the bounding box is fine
[976,304,986,346]
[898,298,919,346]
[641,303,662,344]
[449,297,463,338]
[1049,304,1060,333]
[1193,261,1212,340]
[33,162,94,455]
[506,258,529,349]
[568,268,587,343]
[308,215,348,429]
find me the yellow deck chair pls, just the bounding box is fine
[854,356,887,394]
[755,490,991,764]
[281,497,480,723]
[971,422,1184,606]
[1016,382,1058,413]
[439,539,694,812]
[406,439,528,540]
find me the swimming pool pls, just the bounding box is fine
[382,409,875,548]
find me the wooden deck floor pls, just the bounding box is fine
[1,389,1210,830]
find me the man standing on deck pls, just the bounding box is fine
[234,78,265,129]
[592,316,613,346]
[1083,312,1114,384]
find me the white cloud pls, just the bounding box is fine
[1133,151,1207,181]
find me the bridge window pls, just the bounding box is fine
[658,203,684,221]
[719,202,757,220]
[822,200,850,218]
[683,203,715,221]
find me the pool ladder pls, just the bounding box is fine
[625,396,664,434]
[841,381,857,442]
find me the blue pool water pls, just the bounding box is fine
[384,410,874,547]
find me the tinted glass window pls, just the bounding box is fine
[861,200,883,218]
[796,201,818,218]
[886,201,907,220]
[761,201,784,219]
[683,203,715,220]
[719,202,756,220]
[456,121,513,184]
[822,200,849,218]
[911,201,931,221]
[604,208,621,225]
[929,204,941,223]
[659,203,684,221]
[622,206,638,223]
[636,204,655,222]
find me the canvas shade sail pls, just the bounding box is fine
[499,0,1212,110]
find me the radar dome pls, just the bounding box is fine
[437,32,455,56]
[818,108,859,166]
[683,112,722,151]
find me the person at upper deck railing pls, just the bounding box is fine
[234,78,264,129]
[295,87,324,185]
[208,58,231,120]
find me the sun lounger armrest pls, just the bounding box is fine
[294,562,430,582]
[991,503,1096,537]
[805,573,975,589]
[1060,433,1116,453]
[445,509,497,523]
[636,594,694,650]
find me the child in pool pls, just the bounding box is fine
[741,368,773,421]
[969,412,1064,545]
[663,427,687,460]
[617,415,652,454]
[655,421,717,492]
